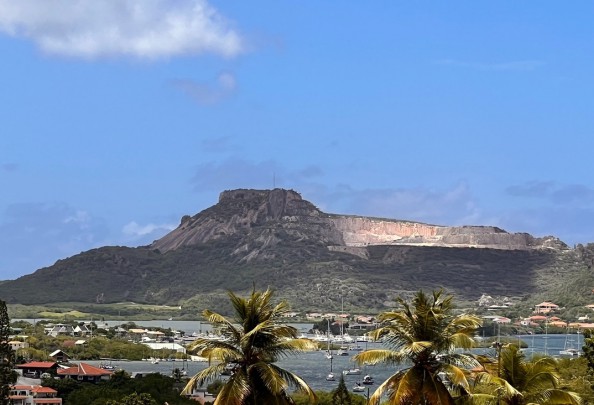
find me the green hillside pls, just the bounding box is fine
[2,188,594,316]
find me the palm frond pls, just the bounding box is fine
[387,367,424,405]
[272,338,318,356]
[181,363,229,395]
[454,393,497,405]
[529,388,582,405]
[187,338,241,357]
[474,371,522,399]
[201,346,242,363]
[407,340,433,355]
[257,362,317,403]
[249,361,289,394]
[441,363,471,391]
[213,371,251,405]
[423,367,456,405]
[367,370,406,405]
[353,348,406,366]
[441,353,481,369]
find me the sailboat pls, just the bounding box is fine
[353,381,365,392]
[559,327,581,356]
[325,319,333,359]
[326,356,336,381]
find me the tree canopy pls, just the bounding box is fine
[354,290,481,405]
[182,288,318,404]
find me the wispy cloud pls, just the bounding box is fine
[122,221,176,238]
[201,136,239,153]
[506,181,556,198]
[191,158,283,191]
[0,0,243,59]
[315,182,481,226]
[190,158,325,192]
[0,202,109,278]
[187,159,593,245]
[1,163,18,172]
[435,59,545,71]
[497,205,594,245]
[172,72,237,105]
[506,181,594,206]
[189,159,479,227]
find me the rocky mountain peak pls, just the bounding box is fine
[151,188,325,253]
[151,188,570,255]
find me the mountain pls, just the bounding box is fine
[1,188,594,314]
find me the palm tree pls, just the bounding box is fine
[473,344,581,405]
[353,290,481,405]
[181,288,318,405]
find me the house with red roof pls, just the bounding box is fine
[15,362,58,378]
[56,362,113,383]
[534,301,559,314]
[9,384,62,404]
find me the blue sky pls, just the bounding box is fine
[2,1,594,280]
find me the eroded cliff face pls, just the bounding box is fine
[151,188,568,254]
[330,216,563,250]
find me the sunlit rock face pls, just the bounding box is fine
[151,188,568,254]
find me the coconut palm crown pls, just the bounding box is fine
[354,289,482,405]
[182,288,318,405]
[474,344,581,405]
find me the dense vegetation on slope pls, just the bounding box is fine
[2,237,590,314]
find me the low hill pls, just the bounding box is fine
[1,188,594,315]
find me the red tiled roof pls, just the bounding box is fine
[32,386,57,393]
[57,362,113,377]
[16,362,57,369]
[12,385,33,390]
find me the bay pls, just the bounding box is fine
[86,343,394,395]
[17,318,585,395]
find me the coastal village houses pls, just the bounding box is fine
[15,362,59,378]
[56,362,113,383]
[9,385,62,405]
[534,301,560,314]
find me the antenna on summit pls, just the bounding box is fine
[273,172,276,189]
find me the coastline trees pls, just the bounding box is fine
[353,290,481,405]
[331,375,353,405]
[473,344,581,405]
[182,288,318,404]
[0,299,17,405]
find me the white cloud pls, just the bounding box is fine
[63,210,91,227]
[122,221,175,237]
[0,0,243,59]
